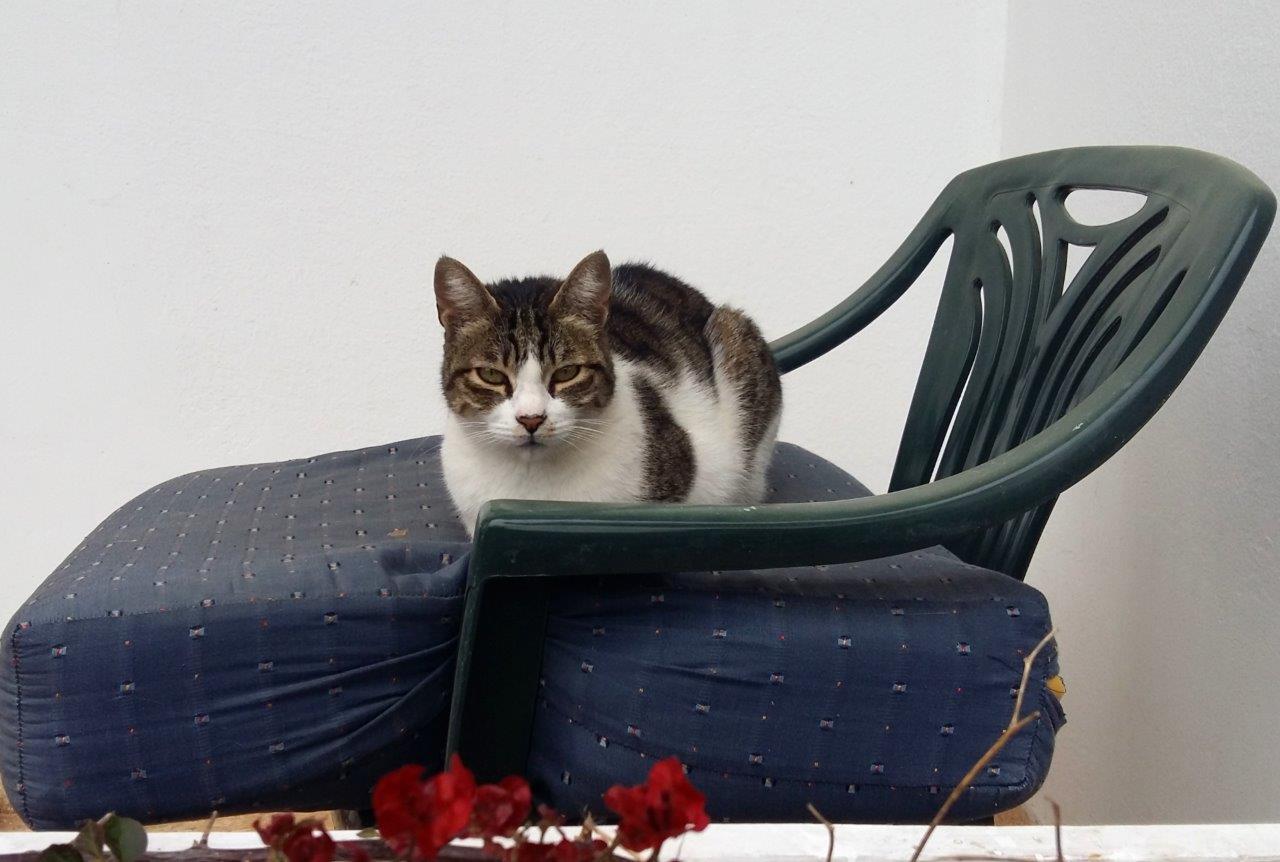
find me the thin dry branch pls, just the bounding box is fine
[805,803,835,862]
[1010,628,1057,729]
[911,626,1058,862]
[1050,798,1063,862]
[194,811,218,849]
[909,711,1040,862]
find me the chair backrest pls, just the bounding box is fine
[885,147,1273,577]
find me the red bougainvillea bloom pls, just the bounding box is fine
[373,756,478,860]
[255,813,298,845]
[550,839,608,862]
[603,757,709,852]
[280,823,337,862]
[253,815,353,862]
[471,776,533,839]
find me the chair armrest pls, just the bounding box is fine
[769,194,952,373]
[469,492,968,582]
[467,374,1117,583]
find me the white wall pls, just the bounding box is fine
[0,0,1006,610]
[4,0,1278,827]
[1002,0,1280,825]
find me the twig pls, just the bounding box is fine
[909,711,1040,862]
[1010,628,1057,730]
[805,803,835,862]
[910,625,1058,862]
[195,811,218,849]
[1049,798,1063,862]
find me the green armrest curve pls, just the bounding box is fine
[466,342,1198,579]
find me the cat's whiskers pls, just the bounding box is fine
[564,425,606,440]
[459,426,505,447]
[562,428,606,452]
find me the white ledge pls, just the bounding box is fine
[1,823,1277,861]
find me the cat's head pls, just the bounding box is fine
[434,250,615,451]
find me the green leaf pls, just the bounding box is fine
[39,844,85,862]
[355,828,379,839]
[102,814,148,862]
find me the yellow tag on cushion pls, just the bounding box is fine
[1047,675,1067,699]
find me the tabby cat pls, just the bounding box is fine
[436,250,782,535]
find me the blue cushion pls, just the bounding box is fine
[527,447,1062,823]
[1,437,471,828]
[1,436,1061,828]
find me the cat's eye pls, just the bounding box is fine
[475,367,507,386]
[550,364,582,384]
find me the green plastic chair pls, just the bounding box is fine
[446,145,1275,782]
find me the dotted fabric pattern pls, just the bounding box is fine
[528,448,1062,823]
[0,436,471,828]
[0,436,1061,827]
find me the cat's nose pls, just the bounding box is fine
[516,413,546,434]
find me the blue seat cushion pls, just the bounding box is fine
[1,436,1061,828]
[1,437,471,828]
[527,447,1062,823]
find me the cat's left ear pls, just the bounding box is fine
[435,255,498,330]
[551,250,611,327]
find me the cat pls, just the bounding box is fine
[435,250,782,536]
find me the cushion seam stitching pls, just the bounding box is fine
[9,627,29,823]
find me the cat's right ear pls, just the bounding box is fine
[551,250,611,328]
[434,256,498,330]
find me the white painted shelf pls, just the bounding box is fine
[1,824,1276,861]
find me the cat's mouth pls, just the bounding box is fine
[512,429,556,449]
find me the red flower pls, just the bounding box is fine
[603,757,709,853]
[255,813,298,845]
[551,839,608,862]
[280,824,336,862]
[253,815,348,862]
[373,756,478,860]
[471,776,533,839]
